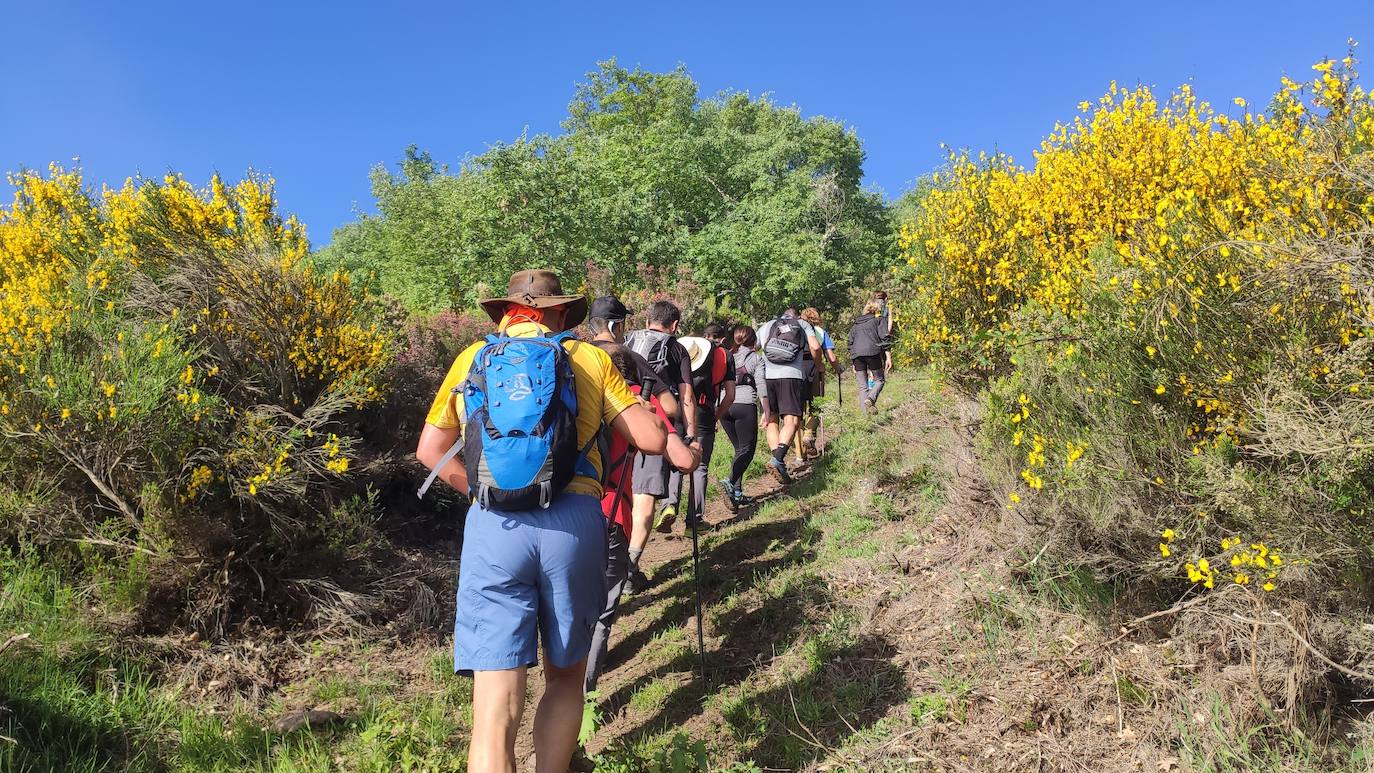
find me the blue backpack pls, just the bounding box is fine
[417,330,596,510]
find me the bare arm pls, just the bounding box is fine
[664,431,700,472]
[610,402,668,456]
[715,381,735,421]
[655,389,680,419]
[416,423,468,493]
[806,335,823,378]
[679,383,699,439]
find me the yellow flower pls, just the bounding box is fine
[1159,543,1171,557]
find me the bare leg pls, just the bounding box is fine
[469,667,527,773]
[777,414,801,449]
[629,493,656,553]
[533,658,589,773]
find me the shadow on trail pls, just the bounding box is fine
[724,633,906,767]
[596,423,907,767]
[608,581,908,769]
[601,509,819,695]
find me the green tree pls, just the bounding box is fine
[318,61,895,319]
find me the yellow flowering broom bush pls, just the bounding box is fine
[0,166,394,581]
[898,51,1374,608]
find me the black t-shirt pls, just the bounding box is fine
[655,337,693,393]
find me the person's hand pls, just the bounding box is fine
[759,411,771,429]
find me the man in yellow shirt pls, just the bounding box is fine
[416,270,672,773]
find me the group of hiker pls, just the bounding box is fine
[415,269,894,773]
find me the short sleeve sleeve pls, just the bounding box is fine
[600,354,639,425]
[672,340,693,387]
[424,342,482,428]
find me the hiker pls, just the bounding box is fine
[624,301,699,571]
[756,308,823,483]
[874,289,897,343]
[797,308,840,461]
[583,296,698,697]
[662,323,735,530]
[848,298,892,414]
[582,335,698,696]
[415,270,675,773]
[719,324,768,510]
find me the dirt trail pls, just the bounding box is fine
[511,376,1178,770]
[512,434,821,764]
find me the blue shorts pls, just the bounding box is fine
[454,493,607,674]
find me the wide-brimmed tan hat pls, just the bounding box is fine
[679,336,713,372]
[478,269,587,327]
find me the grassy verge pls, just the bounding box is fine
[0,546,469,772]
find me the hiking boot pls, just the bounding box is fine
[718,479,740,513]
[767,456,792,484]
[628,566,652,594]
[685,517,714,534]
[569,747,597,773]
[862,398,876,416]
[654,504,677,533]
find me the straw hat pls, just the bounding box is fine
[679,336,713,371]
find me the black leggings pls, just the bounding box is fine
[720,402,758,489]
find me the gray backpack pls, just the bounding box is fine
[763,318,804,364]
[625,328,672,376]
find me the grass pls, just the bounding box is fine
[11,367,1357,770]
[0,547,470,771]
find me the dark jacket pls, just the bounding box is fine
[847,314,884,358]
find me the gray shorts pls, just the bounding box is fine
[632,449,669,497]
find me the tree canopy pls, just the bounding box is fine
[316,61,893,318]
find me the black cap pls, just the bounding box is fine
[589,295,632,321]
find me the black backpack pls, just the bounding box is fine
[734,350,756,388]
[763,318,804,364]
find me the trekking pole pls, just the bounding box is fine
[688,468,708,685]
[836,368,843,408]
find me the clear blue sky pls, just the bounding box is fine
[3,1,1370,245]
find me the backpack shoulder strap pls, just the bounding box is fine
[418,438,464,499]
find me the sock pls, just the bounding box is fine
[628,548,643,567]
[772,444,788,463]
